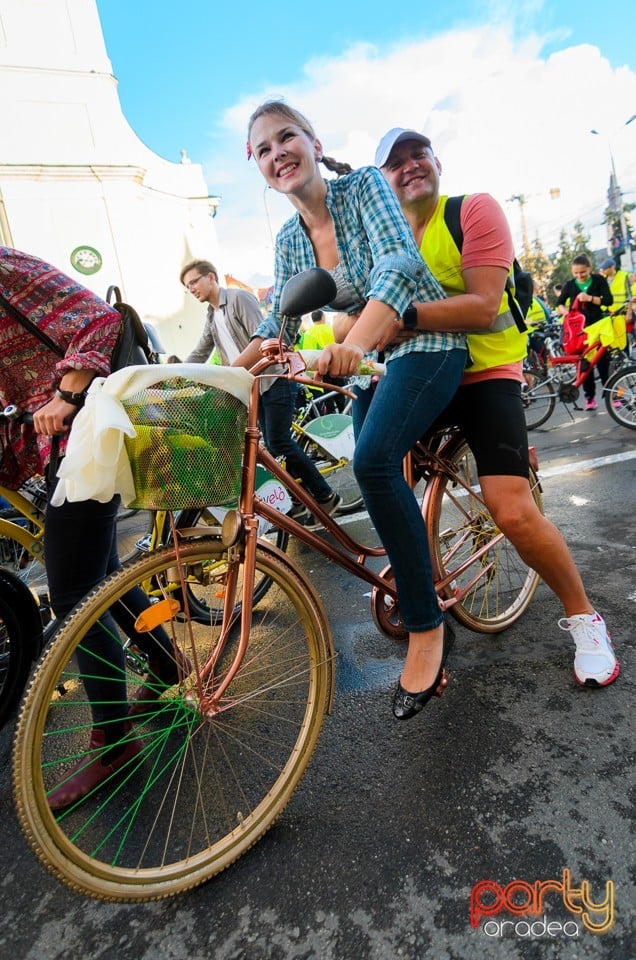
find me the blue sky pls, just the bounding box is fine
[96,1,636,283]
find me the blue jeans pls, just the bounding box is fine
[260,378,332,502]
[45,491,176,734]
[351,383,374,441]
[353,348,466,631]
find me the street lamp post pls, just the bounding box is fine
[591,115,636,271]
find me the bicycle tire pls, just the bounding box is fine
[0,568,43,728]
[0,594,31,727]
[522,377,556,430]
[13,537,334,902]
[298,435,364,513]
[425,437,542,633]
[173,508,290,622]
[604,364,636,430]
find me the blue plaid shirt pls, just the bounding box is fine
[255,166,466,362]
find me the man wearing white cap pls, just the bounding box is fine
[373,127,620,689]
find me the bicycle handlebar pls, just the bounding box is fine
[1,405,33,425]
[297,350,386,376]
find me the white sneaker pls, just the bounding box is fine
[558,612,620,687]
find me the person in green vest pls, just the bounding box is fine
[599,256,633,355]
[299,311,346,412]
[373,127,619,692]
[299,310,335,350]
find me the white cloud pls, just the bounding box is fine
[203,25,636,285]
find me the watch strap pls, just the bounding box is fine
[55,387,87,407]
[402,303,418,330]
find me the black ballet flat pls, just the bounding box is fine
[392,618,455,720]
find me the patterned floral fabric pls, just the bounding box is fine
[0,248,121,488]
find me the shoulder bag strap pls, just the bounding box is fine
[0,291,64,357]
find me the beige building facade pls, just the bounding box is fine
[0,0,221,355]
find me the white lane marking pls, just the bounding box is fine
[335,449,636,525]
[538,449,636,479]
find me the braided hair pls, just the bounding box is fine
[247,100,352,176]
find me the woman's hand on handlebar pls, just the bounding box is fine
[32,396,77,436]
[316,342,365,379]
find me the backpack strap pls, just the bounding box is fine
[442,194,527,333]
[0,291,64,356]
[443,195,465,252]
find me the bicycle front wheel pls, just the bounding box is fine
[522,377,556,429]
[426,438,542,632]
[604,364,636,429]
[13,538,334,902]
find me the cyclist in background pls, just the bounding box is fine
[557,255,613,411]
[181,258,340,527]
[599,256,633,356]
[375,128,619,691]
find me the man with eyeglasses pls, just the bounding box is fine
[180,259,263,366]
[179,259,341,525]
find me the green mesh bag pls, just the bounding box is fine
[122,378,246,509]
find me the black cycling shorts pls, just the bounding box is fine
[440,378,530,478]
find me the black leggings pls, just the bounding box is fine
[45,491,175,736]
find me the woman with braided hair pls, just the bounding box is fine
[235,100,467,720]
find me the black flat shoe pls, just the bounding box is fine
[392,619,455,720]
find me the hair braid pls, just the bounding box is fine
[321,155,353,176]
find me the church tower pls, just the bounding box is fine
[0,0,221,353]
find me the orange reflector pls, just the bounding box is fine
[134,598,181,632]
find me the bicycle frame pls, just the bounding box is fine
[548,339,607,388]
[168,345,521,712]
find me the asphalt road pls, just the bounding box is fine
[0,400,634,959]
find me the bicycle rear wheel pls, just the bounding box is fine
[604,364,636,429]
[425,437,542,632]
[521,377,556,429]
[13,538,334,901]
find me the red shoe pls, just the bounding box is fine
[47,723,143,811]
[128,647,192,719]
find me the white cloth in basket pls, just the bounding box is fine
[52,363,254,506]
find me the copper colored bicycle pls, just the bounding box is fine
[12,269,542,901]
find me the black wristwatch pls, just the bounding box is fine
[55,387,88,407]
[402,303,418,330]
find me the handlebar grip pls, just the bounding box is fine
[1,405,33,424]
[298,350,386,376]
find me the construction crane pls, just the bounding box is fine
[507,190,561,261]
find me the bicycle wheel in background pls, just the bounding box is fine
[13,538,334,902]
[521,377,556,430]
[0,478,49,607]
[298,414,364,513]
[0,569,43,728]
[173,507,289,622]
[604,364,636,429]
[425,436,542,633]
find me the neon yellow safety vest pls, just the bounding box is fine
[299,324,335,350]
[525,297,549,330]
[419,196,527,373]
[608,270,631,314]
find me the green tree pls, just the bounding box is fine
[523,235,552,299]
[547,221,595,306]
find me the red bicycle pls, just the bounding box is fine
[522,314,636,430]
